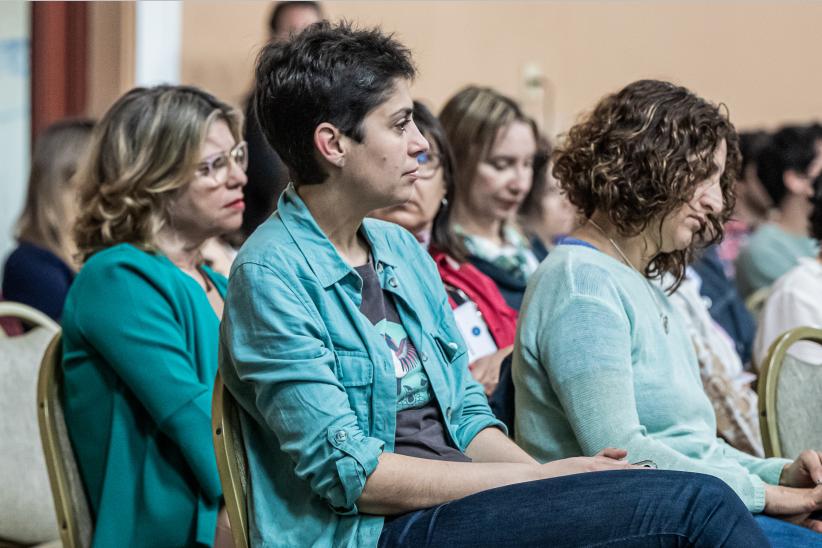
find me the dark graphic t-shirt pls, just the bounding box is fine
[355,262,469,462]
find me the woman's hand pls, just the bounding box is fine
[780,450,822,488]
[537,448,638,479]
[764,484,822,532]
[469,345,513,396]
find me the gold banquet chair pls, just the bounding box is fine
[0,302,60,548]
[36,332,93,548]
[758,327,822,459]
[212,373,250,548]
[745,286,772,320]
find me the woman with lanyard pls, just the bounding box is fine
[439,86,544,312]
[514,78,822,546]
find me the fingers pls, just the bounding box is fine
[596,447,628,460]
[801,450,822,485]
[801,519,822,534]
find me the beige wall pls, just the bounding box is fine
[177,2,820,135]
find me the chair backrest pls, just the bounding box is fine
[0,301,59,337]
[212,373,250,548]
[758,326,822,459]
[36,332,93,548]
[745,286,771,320]
[0,302,60,544]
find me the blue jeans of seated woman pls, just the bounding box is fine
[379,470,769,547]
[754,515,822,547]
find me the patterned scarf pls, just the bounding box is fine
[456,223,540,282]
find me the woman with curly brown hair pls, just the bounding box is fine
[62,85,246,547]
[514,79,822,545]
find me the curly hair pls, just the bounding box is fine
[552,79,741,286]
[74,85,242,263]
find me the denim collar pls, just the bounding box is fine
[277,183,400,289]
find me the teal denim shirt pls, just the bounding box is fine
[219,185,503,548]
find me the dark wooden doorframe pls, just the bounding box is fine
[30,1,89,144]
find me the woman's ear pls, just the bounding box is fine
[314,123,347,169]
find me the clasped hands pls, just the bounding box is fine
[765,450,822,533]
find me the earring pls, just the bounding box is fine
[441,198,449,207]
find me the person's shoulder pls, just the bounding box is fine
[538,245,618,288]
[75,244,169,291]
[4,242,70,276]
[233,213,295,270]
[771,258,821,295]
[363,217,421,250]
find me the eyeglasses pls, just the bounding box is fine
[416,151,442,179]
[196,141,249,184]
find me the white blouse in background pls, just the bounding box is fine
[754,257,822,366]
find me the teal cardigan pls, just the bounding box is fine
[61,244,225,547]
[513,244,789,513]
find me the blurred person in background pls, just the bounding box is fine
[519,135,578,253]
[718,130,773,277]
[63,85,246,547]
[241,1,323,242]
[2,119,94,321]
[439,86,544,311]
[371,101,517,404]
[736,126,821,298]
[754,185,822,366]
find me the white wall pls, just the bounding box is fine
[135,1,182,87]
[0,1,30,275]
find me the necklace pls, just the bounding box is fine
[588,219,669,334]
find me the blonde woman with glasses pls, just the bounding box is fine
[62,85,246,547]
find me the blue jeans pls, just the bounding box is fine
[379,470,768,547]
[754,515,822,547]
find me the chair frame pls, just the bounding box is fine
[36,332,90,548]
[212,373,250,548]
[0,301,59,332]
[745,286,772,319]
[757,326,822,458]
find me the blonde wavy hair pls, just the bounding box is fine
[17,119,94,269]
[74,85,242,263]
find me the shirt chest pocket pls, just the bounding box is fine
[333,350,374,433]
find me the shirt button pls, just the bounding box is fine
[388,277,398,288]
[334,430,347,443]
[420,352,428,362]
[447,342,458,350]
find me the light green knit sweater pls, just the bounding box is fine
[513,244,789,512]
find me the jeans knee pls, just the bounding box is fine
[687,473,744,510]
